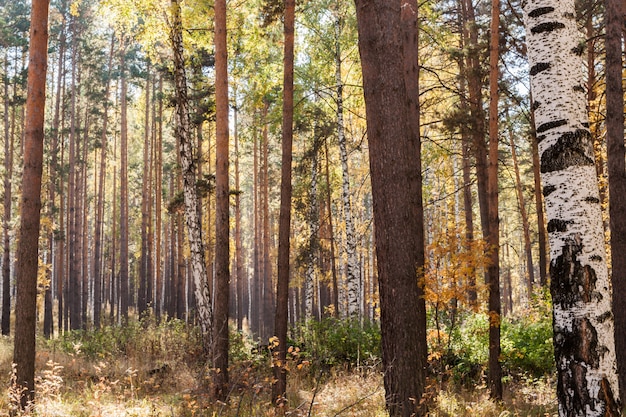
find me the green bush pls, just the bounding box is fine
[444,299,555,384]
[292,318,381,369]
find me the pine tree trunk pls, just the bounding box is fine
[12,0,49,406]
[605,0,626,396]
[170,0,213,347]
[354,1,427,415]
[119,39,129,323]
[234,102,244,332]
[523,0,621,413]
[273,0,295,404]
[68,24,82,330]
[139,67,151,317]
[213,0,230,399]
[93,34,114,330]
[486,0,502,398]
[508,116,535,300]
[456,0,477,305]
[529,103,548,287]
[2,53,13,336]
[155,75,164,321]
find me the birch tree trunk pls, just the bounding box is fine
[170,0,213,348]
[334,12,360,319]
[523,0,621,414]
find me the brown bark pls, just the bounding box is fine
[234,102,244,332]
[93,34,114,329]
[68,21,81,330]
[508,116,535,299]
[529,103,548,287]
[487,0,502,399]
[119,39,129,322]
[155,75,164,321]
[213,0,230,400]
[354,1,427,415]
[2,52,14,336]
[456,0,477,306]
[606,0,626,394]
[139,66,151,317]
[273,0,295,405]
[12,0,49,406]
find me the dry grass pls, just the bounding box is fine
[0,329,557,417]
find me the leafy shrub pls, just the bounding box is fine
[47,316,201,365]
[292,318,381,369]
[443,298,555,384]
[501,300,555,378]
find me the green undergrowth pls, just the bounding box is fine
[0,308,556,416]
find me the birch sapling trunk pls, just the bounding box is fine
[334,12,360,319]
[523,0,621,414]
[170,0,213,348]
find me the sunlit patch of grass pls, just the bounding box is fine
[428,378,558,417]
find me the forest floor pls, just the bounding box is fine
[0,321,557,417]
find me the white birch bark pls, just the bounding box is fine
[523,0,621,413]
[170,0,213,349]
[335,15,360,319]
[305,148,319,319]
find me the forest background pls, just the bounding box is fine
[0,0,617,415]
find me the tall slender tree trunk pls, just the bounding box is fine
[486,0,502,399]
[261,103,274,340]
[213,0,230,400]
[354,1,427,415]
[456,0,477,306]
[170,0,213,347]
[139,66,151,317]
[523,0,621,413]
[324,140,340,316]
[605,0,626,396]
[93,34,114,330]
[529,102,548,287]
[13,0,49,406]
[508,116,535,299]
[234,102,244,332]
[334,11,360,319]
[251,111,260,337]
[68,22,82,330]
[119,39,129,323]
[273,0,295,405]
[305,140,319,319]
[155,75,164,321]
[2,53,14,336]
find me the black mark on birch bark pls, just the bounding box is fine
[543,184,556,196]
[531,22,565,34]
[537,119,567,133]
[540,129,594,173]
[530,62,550,76]
[584,196,600,204]
[551,238,598,309]
[547,219,570,232]
[528,6,554,17]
